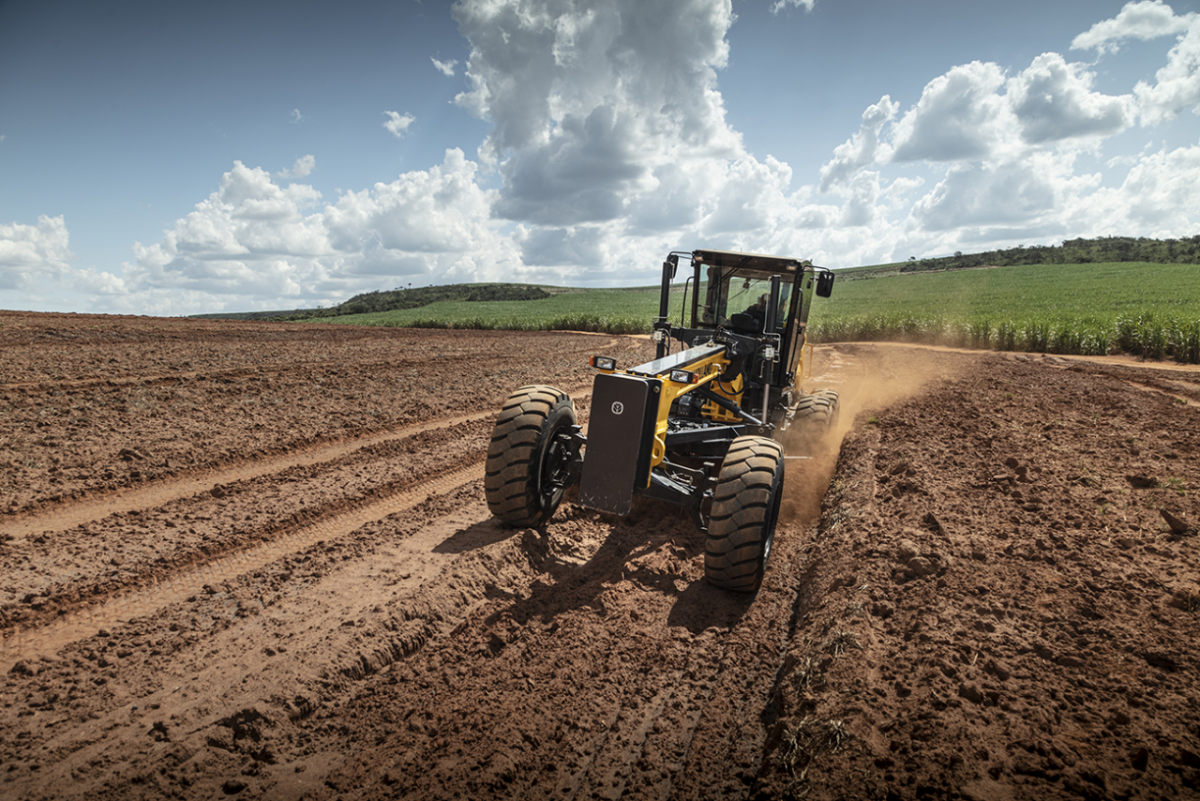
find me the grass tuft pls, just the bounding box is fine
[822,630,864,657]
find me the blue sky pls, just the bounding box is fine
[2,0,1199,315]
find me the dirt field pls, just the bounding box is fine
[1,311,1198,801]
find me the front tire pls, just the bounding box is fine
[485,385,577,528]
[704,436,785,592]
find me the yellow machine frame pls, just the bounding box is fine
[592,344,743,486]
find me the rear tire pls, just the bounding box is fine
[784,389,840,455]
[485,385,577,528]
[705,436,785,592]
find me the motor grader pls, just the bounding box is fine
[484,249,838,591]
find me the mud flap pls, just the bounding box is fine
[579,373,661,516]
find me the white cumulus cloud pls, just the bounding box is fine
[770,0,816,13]
[325,148,514,273]
[383,111,416,138]
[885,52,1135,163]
[432,57,458,77]
[451,0,814,274]
[1071,1,1200,125]
[1071,0,1192,53]
[700,156,794,236]
[0,215,74,291]
[126,162,330,302]
[890,61,1017,163]
[909,152,1099,233]
[1135,16,1200,123]
[805,12,1199,267]
[276,154,316,180]
[1007,53,1136,143]
[1067,139,1200,236]
[115,150,522,314]
[820,95,899,192]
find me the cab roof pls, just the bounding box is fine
[690,249,811,273]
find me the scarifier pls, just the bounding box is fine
[484,249,839,591]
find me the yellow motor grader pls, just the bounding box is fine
[485,249,838,591]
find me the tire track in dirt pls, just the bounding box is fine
[1114,377,1194,405]
[1,378,601,672]
[0,487,546,801]
[1,384,595,542]
[0,461,489,674]
[1038,352,1200,403]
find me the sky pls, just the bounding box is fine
[2,0,1199,316]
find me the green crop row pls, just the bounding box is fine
[810,313,1200,362]
[810,262,1200,363]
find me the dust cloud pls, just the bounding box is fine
[781,343,962,524]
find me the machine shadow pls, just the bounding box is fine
[431,516,517,555]
[665,577,754,635]
[475,501,755,634]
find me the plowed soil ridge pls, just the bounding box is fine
[1,321,633,514]
[0,386,592,541]
[0,388,598,641]
[0,461,490,673]
[752,349,1200,800]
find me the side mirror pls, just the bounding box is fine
[816,271,835,298]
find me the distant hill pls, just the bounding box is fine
[192,283,552,321]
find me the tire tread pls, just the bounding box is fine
[704,436,785,592]
[484,385,575,527]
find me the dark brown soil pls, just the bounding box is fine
[1,312,1197,800]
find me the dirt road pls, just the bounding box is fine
[1,312,1197,800]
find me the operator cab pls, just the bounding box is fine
[703,275,793,335]
[648,249,835,412]
[690,250,820,336]
[678,250,831,391]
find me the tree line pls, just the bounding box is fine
[894,235,1200,275]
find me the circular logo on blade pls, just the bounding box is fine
[611,401,624,415]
